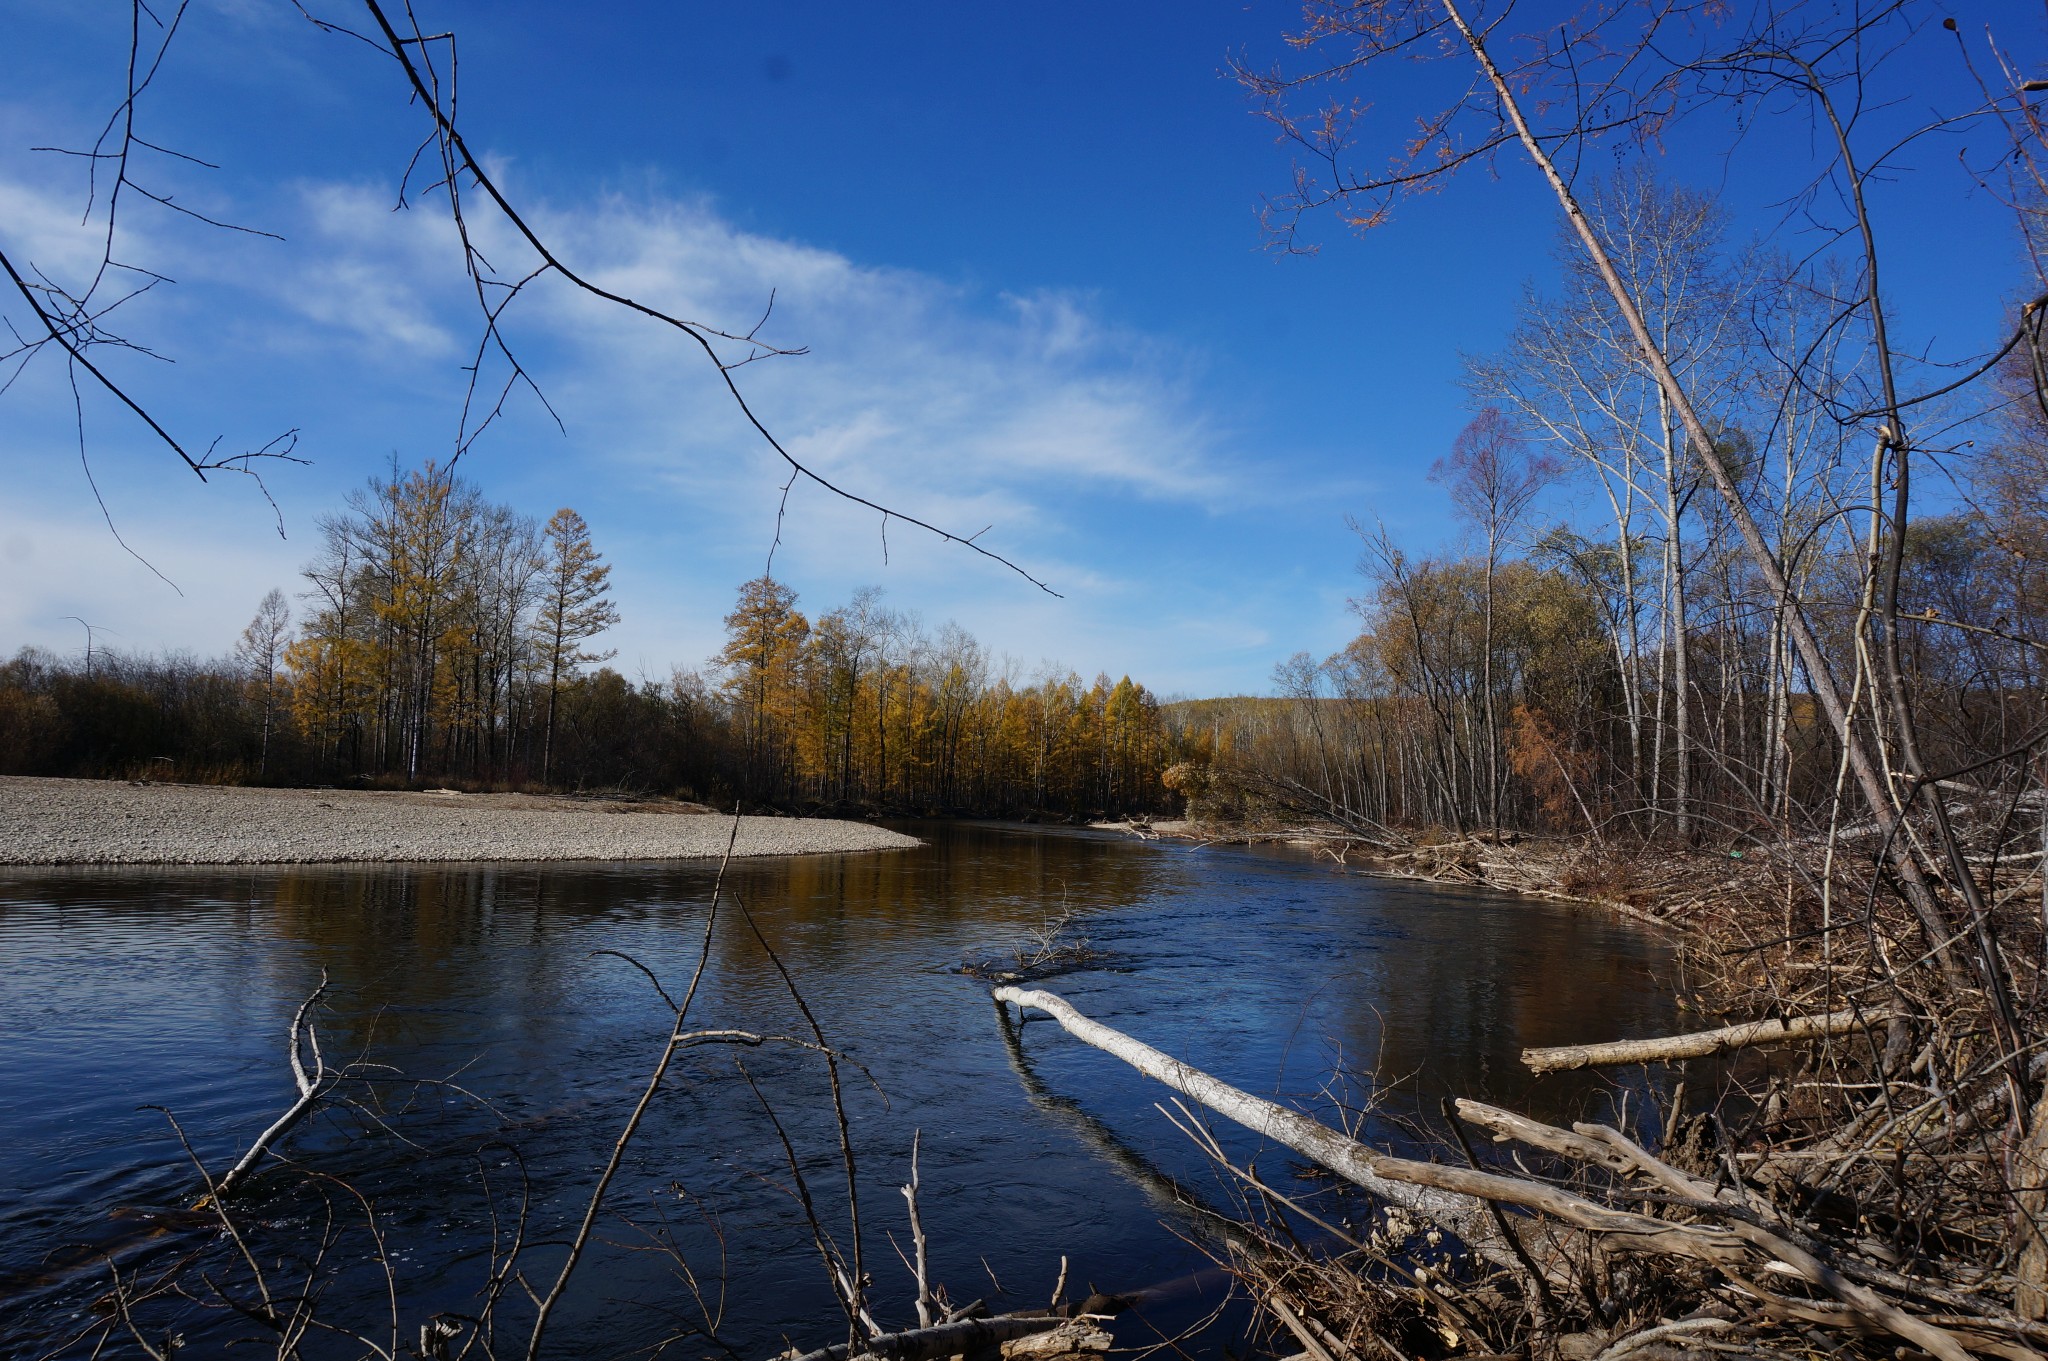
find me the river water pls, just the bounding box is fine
[0,822,1675,1357]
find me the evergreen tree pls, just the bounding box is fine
[535,508,620,784]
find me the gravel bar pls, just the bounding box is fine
[0,777,922,866]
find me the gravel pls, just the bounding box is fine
[0,777,922,866]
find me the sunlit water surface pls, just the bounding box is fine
[0,822,1675,1356]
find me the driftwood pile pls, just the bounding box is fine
[994,984,2048,1361]
[776,1311,1114,1361]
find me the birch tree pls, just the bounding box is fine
[1431,409,1559,835]
[233,588,291,776]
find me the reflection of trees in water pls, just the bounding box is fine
[709,826,1189,976]
[265,865,558,1057]
[113,833,1670,1144]
[1319,892,1673,1128]
[224,831,1193,1144]
[230,825,1186,1020]
[756,824,1181,918]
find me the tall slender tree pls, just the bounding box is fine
[717,576,810,796]
[233,588,292,776]
[535,508,620,784]
[1431,408,1560,835]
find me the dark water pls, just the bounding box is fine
[0,823,1675,1357]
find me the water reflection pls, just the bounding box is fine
[0,823,1674,1356]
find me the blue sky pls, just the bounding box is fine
[0,1,2035,695]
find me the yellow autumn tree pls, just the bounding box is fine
[717,576,810,795]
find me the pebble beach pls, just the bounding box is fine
[0,777,921,866]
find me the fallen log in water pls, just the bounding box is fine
[992,986,1991,1361]
[1519,1007,1895,1073]
[779,1312,1107,1361]
[990,986,1745,1273]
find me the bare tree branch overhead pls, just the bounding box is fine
[1,0,1057,593]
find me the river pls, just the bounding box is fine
[0,821,1675,1357]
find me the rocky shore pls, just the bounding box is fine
[0,777,921,866]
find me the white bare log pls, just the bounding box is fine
[992,987,1749,1271]
[781,1311,1069,1361]
[1001,1318,1113,1357]
[1521,1009,1895,1074]
[213,971,333,1199]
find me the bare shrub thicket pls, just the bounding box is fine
[1007,7,2048,1361]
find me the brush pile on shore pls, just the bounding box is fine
[1050,812,2048,1361]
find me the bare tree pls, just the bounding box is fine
[1231,0,2048,1325]
[1431,408,1559,835]
[232,587,291,775]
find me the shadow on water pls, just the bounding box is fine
[0,821,1676,1356]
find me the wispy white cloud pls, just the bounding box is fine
[0,167,1310,689]
[0,495,304,660]
[0,178,120,283]
[172,176,1243,520]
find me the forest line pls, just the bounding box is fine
[1167,173,2044,855]
[6,178,2043,848]
[0,461,1174,820]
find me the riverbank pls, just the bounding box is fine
[0,776,921,865]
[1087,814,2048,1360]
[1093,816,1745,937]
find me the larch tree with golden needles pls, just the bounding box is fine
[378,463,470,783]
[535,508,620,785]
[717,576,810,796]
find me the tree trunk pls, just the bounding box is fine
[2015,1085,2048,1320]
[1438,0,1965,981]
[1482,529,1500,835]
[543,639,563,786]
[1521,1007,1896,1073]
[1659,392,1691,841]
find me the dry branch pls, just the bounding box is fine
[1451,1101,1985,1361]
[1520,1009,1896,1074]
[995,987,2015,1361]
[992,987,1751,1271]
[778,1311,1075,1361]
[901,1130,933,1329]
[212,969,333,1200]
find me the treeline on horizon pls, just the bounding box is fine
[1165,173,2045,850]
[11,176,2042,847]
[0,462,1175,819]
